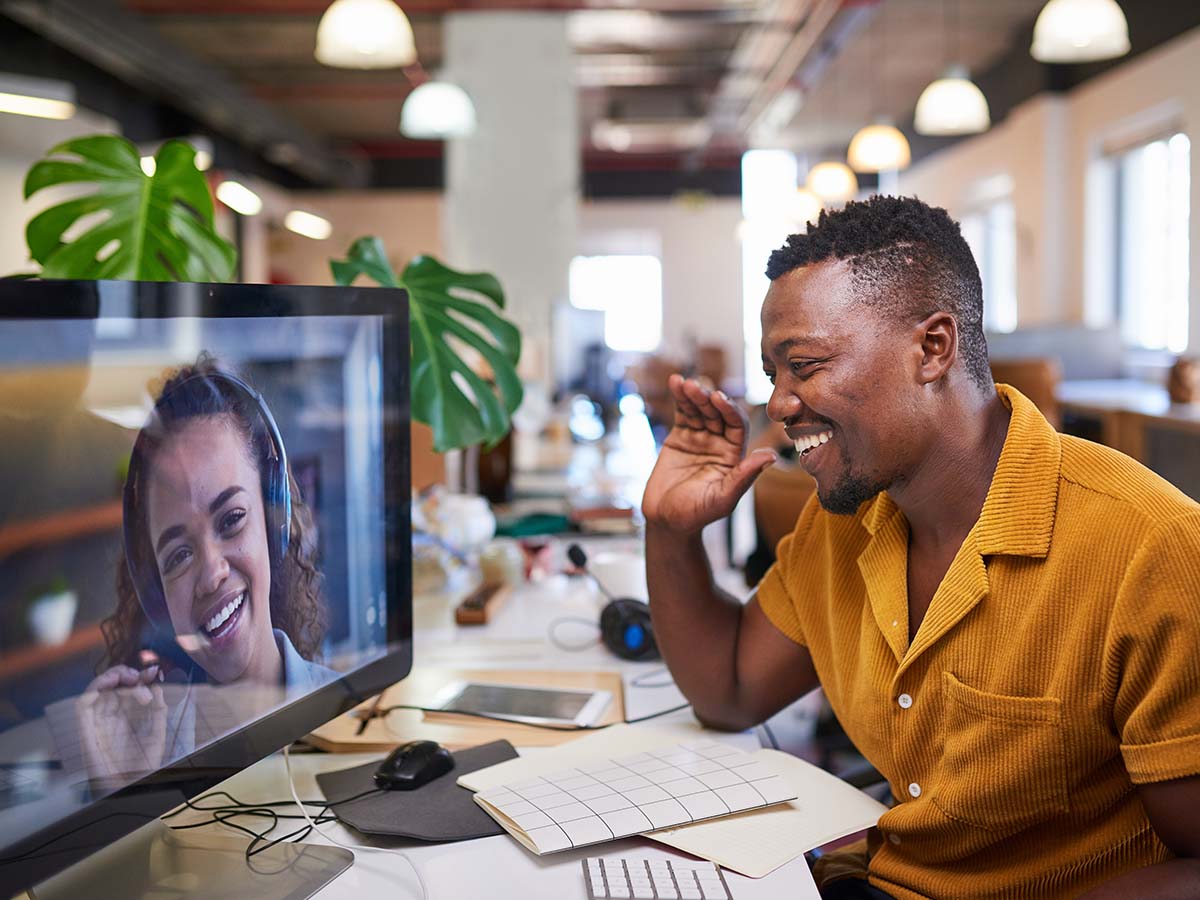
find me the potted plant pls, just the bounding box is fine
[25,575,78,646]
[18,134,521,453]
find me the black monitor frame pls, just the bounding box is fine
[0,279,413,895]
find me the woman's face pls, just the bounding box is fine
[146,416,278,685]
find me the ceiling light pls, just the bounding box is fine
[0,72,76,121]
[315,0,417,69]
[216,180,263,216]
[1031,0,1130,63]
[194,149,212,171]
[284,210,333,241]
[806,162,858,205]
[400,81,476,139]
[847,123,912,173]
[914,66,990,136]
[140,156,156,177]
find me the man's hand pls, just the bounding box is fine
[642,375,777,535]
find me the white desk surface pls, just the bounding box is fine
[192,544,821,900]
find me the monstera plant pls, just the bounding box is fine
[22,135,234,281]
[17,134,522,453]
[331,238,522,452]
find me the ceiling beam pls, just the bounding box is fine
[1,0,365,186]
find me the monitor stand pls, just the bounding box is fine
[29,820,353,900]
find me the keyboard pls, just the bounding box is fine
[583,857,733,900]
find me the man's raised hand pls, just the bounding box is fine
[641,374,776,535]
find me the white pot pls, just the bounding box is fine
[27,590,78,646]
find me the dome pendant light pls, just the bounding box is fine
[914,66,990,136]
[847,122,911,173]
[806,162,858,205]
[1031,0,1130,63]
[401,80,476,139]
[316,0,417,69]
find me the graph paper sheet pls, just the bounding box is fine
[474,739,796,855]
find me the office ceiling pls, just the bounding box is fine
[107,0,1048,184]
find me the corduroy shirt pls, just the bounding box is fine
[757,384,1200,899]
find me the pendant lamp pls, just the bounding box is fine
[847,123,911,173]
[1030,0,1130,63]
[806,162,858,205]
[400,80,476,139]
[788,188,824,229]
[315,0,417,69]
[914,66,990,136]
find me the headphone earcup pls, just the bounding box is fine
[599,598,659,661]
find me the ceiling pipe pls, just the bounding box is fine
[1,0,366,187]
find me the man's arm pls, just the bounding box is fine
[642,375,819,732]
[1075,776,1200,899]
[646,526,819,731]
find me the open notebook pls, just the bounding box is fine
[473,738,796,854]
[464,723,888,877]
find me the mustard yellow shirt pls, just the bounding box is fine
[757,384,1200,900]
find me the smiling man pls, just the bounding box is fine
[641,196,1200,899]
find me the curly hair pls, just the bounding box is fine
[766,195,991,391]
[101,355,328,674]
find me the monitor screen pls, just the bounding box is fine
[0,280,412,894]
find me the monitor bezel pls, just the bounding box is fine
[0,279,413,894]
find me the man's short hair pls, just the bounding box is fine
[765,195,991,391]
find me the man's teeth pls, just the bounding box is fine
[204,593,245,635]
[793,430,833,454]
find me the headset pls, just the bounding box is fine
[567,544,659,662]
[123,370,291,638]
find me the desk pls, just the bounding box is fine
[175,554,822,899]
[1057,379,1200,499]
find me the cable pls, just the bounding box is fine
[546,616,602,652]
[375,701,692,733]
[759,720,781,751]
[629,667,675,689]
[282,744,429,900]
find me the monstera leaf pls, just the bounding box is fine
[23,135,235,282]
[331,237,523,453]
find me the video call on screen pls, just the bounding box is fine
[0,313,394,842]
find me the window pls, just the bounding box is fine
[960,198,1017,334]
[568,255,663,353]
[1113,132,1190,352]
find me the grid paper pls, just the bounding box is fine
[475,739,796,854]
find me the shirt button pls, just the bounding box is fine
[908,782,922,798]
[898,693,913,709]
[889,833,902,846]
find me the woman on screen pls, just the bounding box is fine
[99,355,334,691]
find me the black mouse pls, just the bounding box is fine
[373,740,454,790]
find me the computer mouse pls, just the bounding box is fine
[373,740,455,791]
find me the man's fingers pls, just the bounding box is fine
[668,374,705,424]
[710,389,748,433]
[680,379,726,435]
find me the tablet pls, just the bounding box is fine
[429,681,613,728]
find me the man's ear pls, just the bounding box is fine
[912,311,958,385]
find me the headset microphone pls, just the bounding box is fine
[567,543,659,662]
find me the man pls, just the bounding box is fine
[641,195,1200,899]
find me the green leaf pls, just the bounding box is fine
[330,238,524,452]
[23,135,235,282]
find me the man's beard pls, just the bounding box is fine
[817,469,889,515]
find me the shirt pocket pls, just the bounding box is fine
[930,671,1069,834]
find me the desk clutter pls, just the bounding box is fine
[474,739,795,854]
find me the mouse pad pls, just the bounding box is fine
[316,739,518,842]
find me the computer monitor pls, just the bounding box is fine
[0,280,412,896]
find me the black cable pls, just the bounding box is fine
[373,701,691,732]
[759,720,781,751]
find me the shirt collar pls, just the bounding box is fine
[861,383,1060,558]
